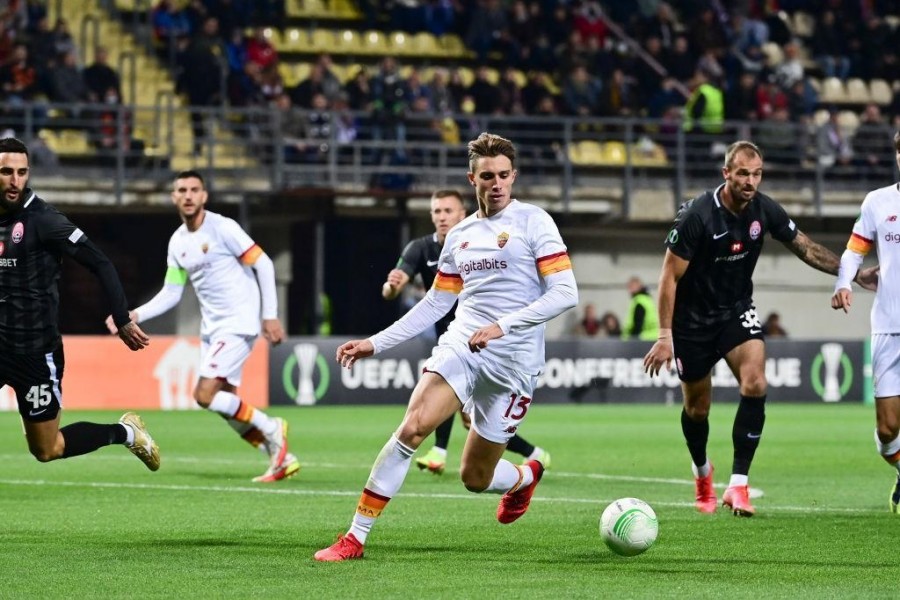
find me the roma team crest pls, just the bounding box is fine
[497,232,509,248]
[201,243,209,254]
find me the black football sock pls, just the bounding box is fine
[506,435,535,458]
[432,414,455,450]
[681,408,709,468]
[60,422,127,458]
[732,395,766,476]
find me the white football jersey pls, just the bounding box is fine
[434,200,572,374]
[167,211,263,337]
[846,183,900,333]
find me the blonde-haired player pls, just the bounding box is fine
[106,170,297,482]
[315,132,578,561]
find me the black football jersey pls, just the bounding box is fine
[0,191,118,352]
[665,185,798,330]
[396,232,457,336]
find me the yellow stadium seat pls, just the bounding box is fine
[761,42,783,68]
[282,28,311,52]
[601,141,628,165]
[336,29,362,54]
[410,32,442,58]
[441,34,471,59]
[836,110,860,138]
[812,108,830,127]
[568,140,604,165]
[359,30,388,55]
[310,29,336,53]
[389,31,416,56]
[630,140,668,167]
[792,11,815,37]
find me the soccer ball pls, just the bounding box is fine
[599,497,659,557]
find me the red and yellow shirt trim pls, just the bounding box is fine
[846,233,873,255]
[536,251,572,277]
[434,270,463,294]
[239,244,264,265]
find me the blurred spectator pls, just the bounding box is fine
[467,65,501,114]
[257,63,284,104]
[573,1,607,47]
[175,16,226,154]
[562,64,603,117]
[602,67,638,117]
[762,312,788,337]
[521,70,554,114]
[370,56,410,142]
[246,27,278,71]
[599,311,623,337]
[446,67,468,109]
[816,108,853,168]
[50,18,75,59]
[853,104,894,174]
[93,86,143,163]
[726,71,760,120]
[83,46,120,103]
[423,0,455,36]
[755,73,788,120]
[639,2,677,49]
[508,0,537,48]
[224,27,248,75]
[755,107,800,165]
[621,276,659,340]
[575,303,602,337]
[682,68,724,135]
[773,40,804,90]
[1,42,39,104]
[47,50,88,109]
[25,15,54,73]
[152,0,191,59]
[465,0,509,62]
[273,92,312,164]
[497,66,523,114]
[665,35,697,83]
[428,68,457,114]
[344,66,373,111]
[688,6,728,56]
[25,0,47,34]
[786,78,818,121]
[812,10,851,80]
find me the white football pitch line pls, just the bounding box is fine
[0,458,881,514]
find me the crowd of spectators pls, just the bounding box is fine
[150,0,900,171]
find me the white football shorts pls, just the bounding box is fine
[872,333,900,398]
[424,342,539,444]
[199,334,257,386]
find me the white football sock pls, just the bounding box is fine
[728,474,749,487]
[875,428,900,470]
[692,460,711,478]
[349,435,415,544]
[484,459,533,494]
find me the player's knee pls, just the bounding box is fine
[740,374,767,397]
[685,403,710,421]
[459,464,490,492]
[193,388,213,408]
[396,421,430,448]
[29,446,58,463]
[876,421,900,443]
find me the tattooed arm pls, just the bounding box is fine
[784,231,840,275]
[785,232,879,291]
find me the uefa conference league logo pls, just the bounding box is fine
[812,342,851,402]
[282,343,329,405]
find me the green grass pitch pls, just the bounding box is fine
[1,403,899,598]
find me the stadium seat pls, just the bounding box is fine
[812,108,830,127]
[336,29,362,54]
[311,29,337,53]
[630,140,668,167]
[389,31,416,57]
[568,140,603,165]
[869,79,893,105]
[359,30,388,55]
[455,66,474,87]
[845,78,870,104]
[410,32,443,58]
[282,28,311,53]
[279,62,310,87]
[441,34,472,59]
[836,110,860,138]
[806,77,822,94]
[820,77,847,104]
[261,27,282,51]
[601,141,628,165]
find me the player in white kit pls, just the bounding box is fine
[832,131,900,512]
[106,170,298,482]
[315,132,579,561]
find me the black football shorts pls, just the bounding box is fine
[673,308,765,382]
[0,346,65,422]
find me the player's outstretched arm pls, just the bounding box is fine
[336,339,375,368]
[117,321,150,351]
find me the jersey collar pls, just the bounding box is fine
[22,188,35,209]
[712,184,726,208]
